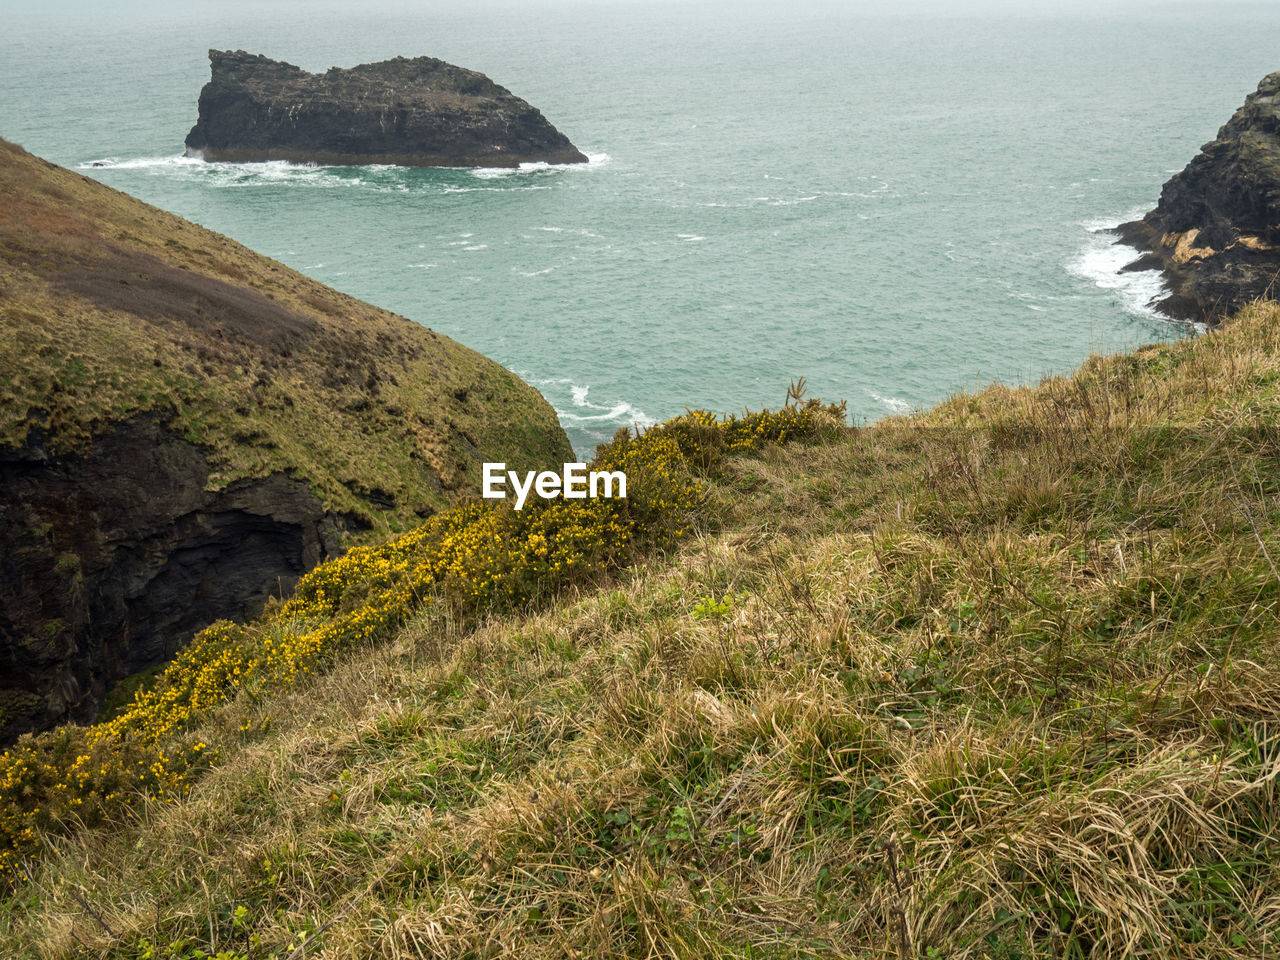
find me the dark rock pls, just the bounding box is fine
[1117,71,1280,323]
[184,50,588,168]
[0,415,358,742]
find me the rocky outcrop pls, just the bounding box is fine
[184,50,588,168]
[0,139,573,740]
[1117,72,1280,323]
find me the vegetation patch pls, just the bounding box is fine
[0,137,570,529]
[5,305,1280,958]
[0,399,840,882]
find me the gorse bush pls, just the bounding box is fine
[0,400,842,879]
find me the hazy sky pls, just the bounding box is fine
[0,0,1258,15]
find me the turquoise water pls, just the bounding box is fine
[5,0,1279,455]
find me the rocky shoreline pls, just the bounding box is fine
[1116,71,1280,324]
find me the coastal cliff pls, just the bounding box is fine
[184,50,588,168]
[1117,71,1280,322]
[0,138,572,740]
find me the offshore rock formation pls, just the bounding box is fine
[1117,71,1280,323]
[0,139,572,741]
[184,50,588,168]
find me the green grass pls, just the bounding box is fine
[5,299,1280,958]
[0,137,571,531]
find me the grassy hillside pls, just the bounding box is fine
[0,138,570,529]
[4,303,1280,959]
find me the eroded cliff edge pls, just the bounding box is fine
[0,139,573,740]
[184,50,588,168]
[1117,71,1280,323]
[0,418,347,736]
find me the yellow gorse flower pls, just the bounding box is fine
[0,402,834,877]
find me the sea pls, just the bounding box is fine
[4,0,1279,456]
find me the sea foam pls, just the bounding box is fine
[470,152,611,180]
[1068,214,1174,321]
[525,376,656,456]
[867,391,912,415]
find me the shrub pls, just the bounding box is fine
[0,399,842,878]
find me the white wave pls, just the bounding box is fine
[80,155,202,170]
[691,180,889,210]
[867,391,911,414]
[1068,213,1172,320]
[824,178,891,199]
[78,154,418,192]
[751,195,820,206]
[516,266,555,277]
[1080,208,1146,234]
[558,402,652,425]
[442,184,552,193]
[677,234,706,242]
[462,244,488,251]
[524,374,654,430]
[81,153,607,192]
[257,162,326,181]
[470,152,609,180]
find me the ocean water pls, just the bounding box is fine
[4,0,1279,456]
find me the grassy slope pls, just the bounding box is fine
[0,139,570,531]
[6,304,1280,959]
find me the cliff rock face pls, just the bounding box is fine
[0,139,573,741]
[1117,72,1280,323]
[184,50,588,168]
[0,417,349,736]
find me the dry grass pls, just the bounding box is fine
[6,304,1280,958]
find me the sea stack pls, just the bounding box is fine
[184,50,588,168]
[1116,71,1280,323]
